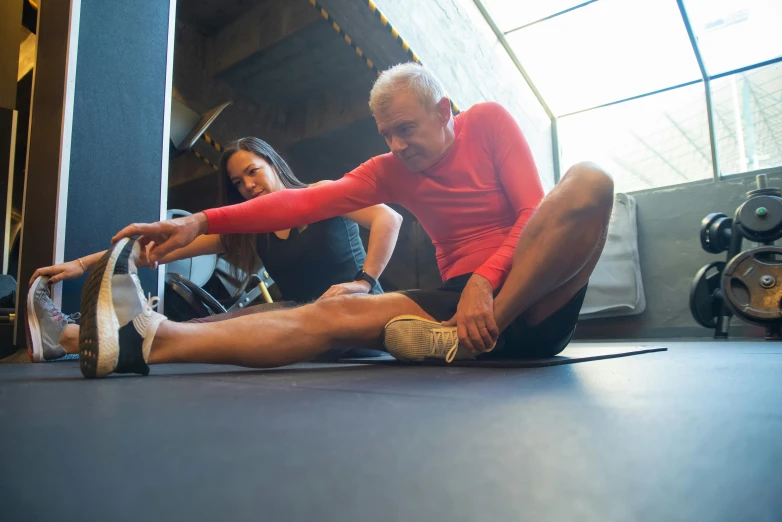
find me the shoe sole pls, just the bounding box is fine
[26,276,46,363]
[79,238,129,378]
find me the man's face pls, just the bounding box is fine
[374,91,452,172]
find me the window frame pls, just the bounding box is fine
[472,0,782,188]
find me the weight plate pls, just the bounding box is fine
[737,195,782,241]
[710,217,732,254]
[747,187,782,198]
[690,261,725,328]
[722,246,782,325]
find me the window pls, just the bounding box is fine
[558,83,713,193]
[504,0,701,115]
[478,0,782,191]
[683,0,782,75]
[711,62,782,175]
[481,0,593,32]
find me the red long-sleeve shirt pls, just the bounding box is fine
[204,102,544,289]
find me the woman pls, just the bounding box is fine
[26,137,402,362]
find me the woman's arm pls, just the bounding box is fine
[30,234,226,286]
[318,203,402,299]
[342,204,403,283]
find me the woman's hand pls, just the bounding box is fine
[30,260,85,286]
[318,280,372,300]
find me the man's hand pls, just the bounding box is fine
[443,274,499,354]
[318,280,372,300]
[112,213,208,264]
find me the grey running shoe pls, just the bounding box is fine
[383,315,492,363]
[26,276,78,362]
[79,238,166,378]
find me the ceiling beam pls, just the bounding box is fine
[206,0,321,78]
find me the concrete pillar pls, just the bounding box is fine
[15,0,176,347]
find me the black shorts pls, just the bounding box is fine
[399,273,587,358]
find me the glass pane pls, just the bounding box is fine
[506,0,701,115]
[559,83,713,193]
[711,62,782,175]
[481,0,590,32]
[683,0,782,75]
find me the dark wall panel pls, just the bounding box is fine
[0,0,23,110]
[168,170,221,214]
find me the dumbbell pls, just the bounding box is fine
[700,213,732,254]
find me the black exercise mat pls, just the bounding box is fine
[334,346,667,368]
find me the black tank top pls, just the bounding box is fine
[256,216,383,303]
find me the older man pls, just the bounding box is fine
[78,63,613,378]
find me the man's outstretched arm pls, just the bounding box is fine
[114,169,387,263]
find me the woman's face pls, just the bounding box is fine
[226,149,282,201]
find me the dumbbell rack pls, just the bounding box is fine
[691,174,782,340]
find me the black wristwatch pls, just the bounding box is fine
[353,269,377,291]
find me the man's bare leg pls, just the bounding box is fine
[59,302,295,355]
[147,293,434,368]
[493,162,615,330]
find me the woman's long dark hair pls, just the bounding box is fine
[217,137,307,283]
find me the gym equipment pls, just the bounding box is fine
[689,261,725,328]
[335,346,667,368]
[691,174,782,339]
[162,209,276,321]
[164,273,227,322]
[721,247,782,325]
[165,209,217,288]
[700,213,732,254]
[164,268,276,322]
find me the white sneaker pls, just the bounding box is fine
[79,238,166,378]
[383,315,487,363]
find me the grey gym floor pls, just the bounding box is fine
[2,341,781,522]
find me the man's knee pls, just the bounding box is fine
[312,292,428,325]
[310,293,421,343]
[311,293,394,323]
[563,162,615,212]
[313,293,367,317]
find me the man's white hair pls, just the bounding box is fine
[369,62,448,115]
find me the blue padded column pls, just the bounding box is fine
[60,0,175,314]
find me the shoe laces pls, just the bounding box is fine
[145,293,160,313]
[431,327,460,363]
[49,307,67,325]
